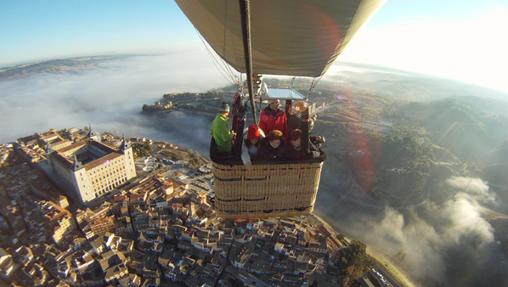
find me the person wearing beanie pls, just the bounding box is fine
[285,128,306,161]
[248,124,261,143]
[259,129,286,161]
[241,124,262,163]
[210,103,235,154]
[287,101,314,153]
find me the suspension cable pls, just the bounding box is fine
[222,0,241,87]
[198,34,236,85]
[308,75,324,95]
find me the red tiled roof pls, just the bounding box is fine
[50,139,123,171]
[89,140,116,153]
[57,140,86,154]
[84,152,122,170]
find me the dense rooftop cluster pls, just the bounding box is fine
[0,128,385,287]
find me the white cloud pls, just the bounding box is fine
[445,176,496,204]
[347,176,496,285]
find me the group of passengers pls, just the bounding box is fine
[210,96,322,164]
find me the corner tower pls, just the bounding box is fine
[119,136,136,180]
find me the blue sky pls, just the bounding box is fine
[1,0,507,91]
[0,1,196,64]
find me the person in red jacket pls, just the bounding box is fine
[259,99,287,138]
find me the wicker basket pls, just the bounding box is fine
[212,160,324,219]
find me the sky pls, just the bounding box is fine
[1,0,508,91]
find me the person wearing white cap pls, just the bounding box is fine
[259,99,287,139]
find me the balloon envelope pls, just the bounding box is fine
[176,0,384,77]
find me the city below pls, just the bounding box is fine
[0,127,400,287]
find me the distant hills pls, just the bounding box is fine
[325,62,508,103]
[308,72,508,208]
[395,98,508,165]
[0,55,131,81]
[483,141,508,207]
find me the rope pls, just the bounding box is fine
[198,34,237,85]
[193,6,238,86]
[222,0,241,87]
[223,0,227,60]
[308,75,324,95]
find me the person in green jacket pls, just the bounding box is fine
[211,103,235,154]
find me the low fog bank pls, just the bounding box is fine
[318,175,507,286]
[0,51,226,146]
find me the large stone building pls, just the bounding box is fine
[47,137,136,205]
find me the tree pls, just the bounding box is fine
[338,240,373,286]
[132,142,151,158]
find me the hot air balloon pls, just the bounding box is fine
[176,0,383,218]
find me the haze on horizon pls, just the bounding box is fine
[1,0,508,93]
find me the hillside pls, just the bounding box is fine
[394,98,508,166]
